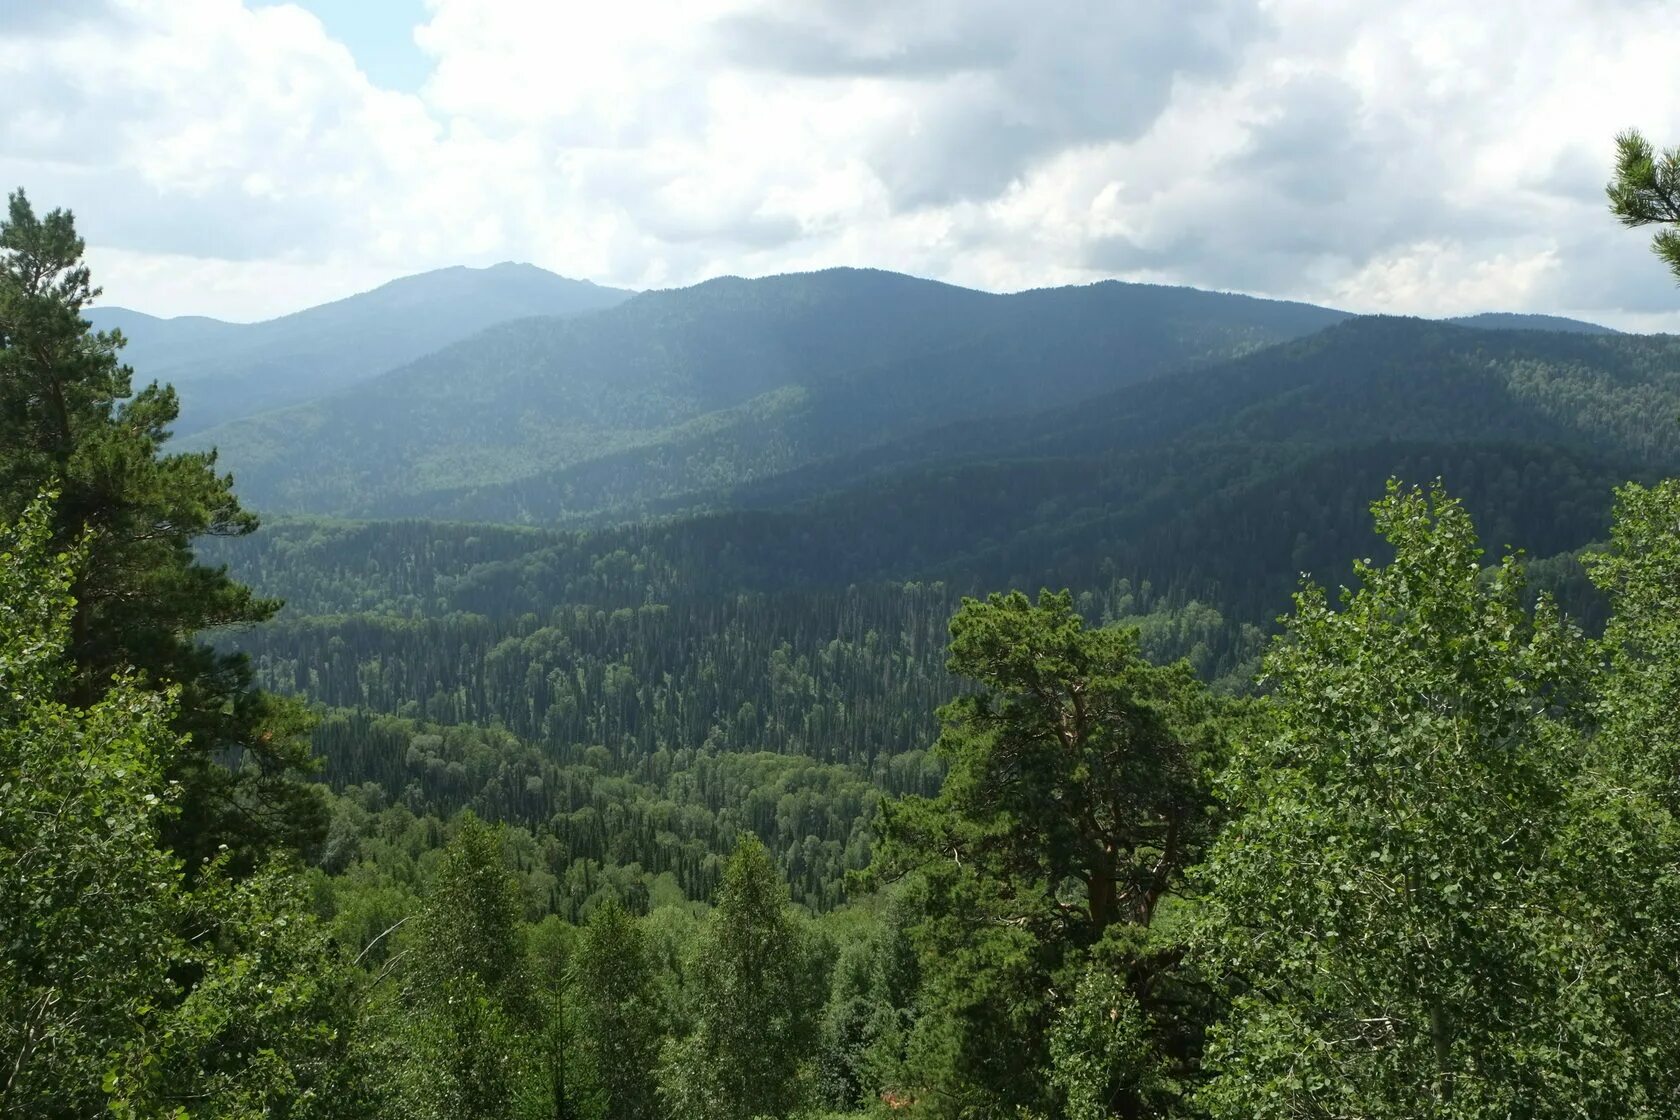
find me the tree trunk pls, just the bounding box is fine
[1431,1001,1453,1105]
[1088,853,1116,933]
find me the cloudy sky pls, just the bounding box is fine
[3,0,1677,327]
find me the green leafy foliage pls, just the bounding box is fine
[121,863,371,1120]
[1195,482,1680,1118]
[1589,479,1680,809]
[1047,967,1157,1120]
[0,496,362,1119]
[0,497,186,1115]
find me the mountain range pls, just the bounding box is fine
[181,269,1359,520]
[165,260,1680,801]
[100,261,1678,625]
[89,262,632,434]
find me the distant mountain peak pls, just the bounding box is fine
[90,262,636,436]
[1444,311,1618,335]
[479,260,605,284]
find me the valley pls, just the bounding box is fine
[167,267,1676,928]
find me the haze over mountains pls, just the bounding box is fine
[179,269,1360,520]
[88,262,632,433]
[97,258,1677,616]
[115,256,1674,662]
[84,262,1627,530]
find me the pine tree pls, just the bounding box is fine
[869,589,1220,1115]
[0,189,322,865]
[1608,129,1680,283]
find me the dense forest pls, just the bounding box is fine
[5,125,1680,1120]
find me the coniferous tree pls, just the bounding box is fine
[0,497,361,1119]
[380,814,542,1120]
[871,590,1220,1116]
[1609,129,1680,283]
[526,916,584,1120]
[0,190,322,865]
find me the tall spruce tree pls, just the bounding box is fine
[0,189,321,864]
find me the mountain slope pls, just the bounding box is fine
[89,262,633,433]
[190,270,1349,519]
[720,316,1680,509]
[205,318,1680,630]
[731,317,1680,610]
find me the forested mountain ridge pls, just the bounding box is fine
[725,315,1680,506]
[1445,310,1616,332]
[1008,315,1680,455]
[198,312,1680,682]
[182,269,1351,519]
[181,279,1668,528]
[696,317,1680,618]
[199,314,1678,826]
[353,317,1673,611]
[86,262,633,433]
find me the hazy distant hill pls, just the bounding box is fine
[188,268,1349,519]
[88,262,633,433]
[1445,311,1616,334]
[975,315,1675,462]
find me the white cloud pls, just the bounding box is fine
[3,0,1677,327]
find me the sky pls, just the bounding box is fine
[2,0,1678,328]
